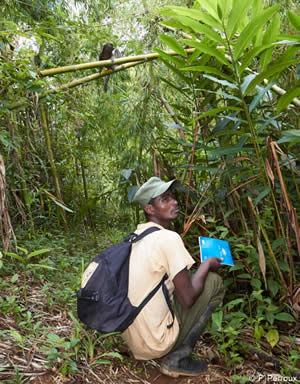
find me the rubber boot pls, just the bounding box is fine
[160,304,215,378]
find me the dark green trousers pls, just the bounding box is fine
[171,272,225,351]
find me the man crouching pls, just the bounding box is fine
[121,177,225,377]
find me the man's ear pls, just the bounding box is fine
[144,204,154,216]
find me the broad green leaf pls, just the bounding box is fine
[249,82,274,112]
[194,106,242,122]
[11,273,19,283]
[288,11,300,31]
[276,87,300,113]
[275,312,295,322]
[203,74,238,89]
[238,43,274,76]
[212,310,223,330]
[252,0,263,19]
[206,145,243,156]
[278,34,300,43]
[27,249,50,259]
[268,279,280,296]
[251,278,262,290]
[217,0,232,20]
[164,6,223,30]
[172,16,224,45]
[233,4,280,61]
[244,59,300,95]
[154,48,186,67]
[5,252,25,264]
[260,14,280,71]
[181,40,229,67]
[128,186,138,203]
[255,324,264,340]
[266,329,279,347]
[252,0,264,46]
[53,200,74,213]
[195,0,219,20]
[121,169,132,180]
[227,0,253,39]
[266,313,275,325]
[180,65,234,82]
[226,298,244,310]
[159,20,187,32]
[159,35,187,57]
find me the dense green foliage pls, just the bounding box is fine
[0,0,299,382]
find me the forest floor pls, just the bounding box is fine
[0,228,299,384]
[0,277,299,384]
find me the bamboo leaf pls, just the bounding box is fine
[181,40,229,66]
[206,146,243,156]
[154,48,186,67]
[159,35,187,57]
[160,20,187,31]
[233,4,280,61]
[53,200,74,213]
[238,43,274,76]
[195,0,219,20]
[172,16,224,45]
[27,249,51,259]
[180,65,234,82]
[244,59,300,95]
[278,34,300,43]
[217,0,232,20]
[227,0,254,39]
[277,130,300,145]
[203,74,238,89]
[260,14,280,72]
[276,86,300,113]
[163,6,223,30]
[249,82,274,112]
[288,11,300,31]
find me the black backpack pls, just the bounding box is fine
[77,226,174,333]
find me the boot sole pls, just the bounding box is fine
[160,365,207,378]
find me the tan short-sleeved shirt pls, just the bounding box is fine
[121,222,195,360]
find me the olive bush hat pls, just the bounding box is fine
[132,177,180,207]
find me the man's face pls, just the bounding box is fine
[148,190,179,223]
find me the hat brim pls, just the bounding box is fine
[150,179,181,201]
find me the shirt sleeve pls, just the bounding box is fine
[155,229,195,281]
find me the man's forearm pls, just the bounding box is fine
[190,262,211,297]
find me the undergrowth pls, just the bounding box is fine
[0,221,299,383]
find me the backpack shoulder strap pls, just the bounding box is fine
[126,226,161,243]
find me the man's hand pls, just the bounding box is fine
[205,257,223,272]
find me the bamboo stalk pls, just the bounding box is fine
[39,49,196,77]
[40,61,145,98]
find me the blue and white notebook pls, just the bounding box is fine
[199,237,234,266]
